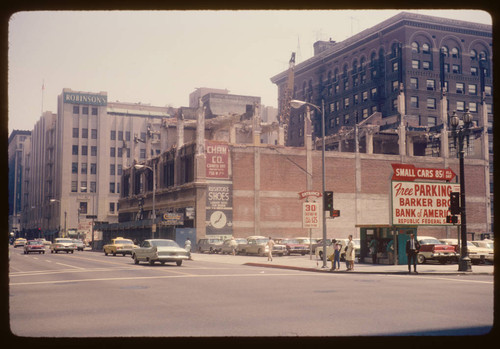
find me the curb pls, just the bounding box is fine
[243,262,494,276]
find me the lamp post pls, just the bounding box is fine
[135,163,156,239]
[290,99,327,268]
[450,109,473,272]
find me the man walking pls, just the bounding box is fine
[406,233,420,274]
[266,237,275,261]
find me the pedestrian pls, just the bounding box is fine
[387,239,394,264]
[266,236,275,261]
[184,238,192,260]
[406,233,420,274]
[229,236,237,256]
[345,235,355,271]
[369,237,378,264]
[332,241,341,271]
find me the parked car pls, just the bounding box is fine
[103,237,138,256]
[296,237,318,254]
[132,239,189,266]
[72,239,85,251]
[278,238,309,255]
[417,236,458,264]
[50,238,77,254]
[440,238,493,265]
[220,238,247,255]
[236,236,286,256]
[37,238,52,247]
[197,238,223,254]
[13,238,27,248]
[24,240,45,254]
[471,240,494,264]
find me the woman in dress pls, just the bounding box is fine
[345,235,355,271]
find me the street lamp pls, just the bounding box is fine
[450,109,473,272]
[135,163,156,239]
[290,99,328,268]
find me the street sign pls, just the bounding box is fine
[298,191,322,200]
[391,163,456,182]
[303,202,320,228]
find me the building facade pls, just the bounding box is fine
[270,11,493,231]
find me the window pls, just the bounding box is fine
[392,98,398,111]
[343,80,349,91]
[90,163,97,174]
[329,102,335,113]
[81,181,87,192]
[140,149,146,159]
[360,73,366,84]
[72,162,78,174]
[110,147,116,157]
[451,47,459,58]
[469,102,477,113]
[354,94,359,105]
[428,116,437,127]
[73,128,79,138]
[81,163,87,174]
[485,86,492,96]
[72,145,78,155]
[456,101,465,111]
[470,49,477,60]
[427,98,436,109]
[362,108,369,119]
[392,61,399,72]
[91,129,97,139]
[441,46,448,56]
[109,202,115,213]
[370,105,377,114]
[344,97,350,109]
[71,181,78,192]
[82,128,88,138]
[456,83,464,94]
[73,106,79,114]
[344,114,350,124]
[370,87,377,99]
[81,145,88,156]
[468,84,477,95]
[110,131,116,141]
[82,106,89,115]
[422,43,430,54]
[329,118,335,128]
[411,42,419,53]
[452,65,460,74]
[410,78,418,89]
[118,131,123,141]
[422,61,431,70]
[90,181,96,193]
[91,146,97,156]
[110,182,115,194]
[79,202,87,214]
[410,96,419,108]
[412,60,420,69]
[110,164,115,175]
[471,67,478,76]
[117,164,123,176]
[444,63,450,73]
[392,80,399,92]
[426,79,435,91]
[362,91,368,102]
[118,147,123,157]
[91,107,98,115]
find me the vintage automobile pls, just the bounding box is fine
[103,237,138,256]
[278,238,310,255]
[72,239,85,251]
[236,236,286,257]
[440,238,493,265]
[37,238,52,247]
[296,237,318,254]
[417,236,458,264]
[471,240,494,264]
[13,238,27,248]
[197,238,224,254]
[50,238,77,254]
[132,239,189,266]
[220,238,247,255]
[24,240,45,254]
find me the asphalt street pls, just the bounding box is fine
[8,246,494,339]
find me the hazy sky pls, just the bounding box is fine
[8,10,492,134]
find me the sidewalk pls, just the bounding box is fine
[191,252,494,275]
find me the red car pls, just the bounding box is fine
[279,238,310,256]
[24,240,46,254]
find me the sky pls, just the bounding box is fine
[7,9,492,134]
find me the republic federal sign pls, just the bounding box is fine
[63,92,108,106]
[391,163,460,226]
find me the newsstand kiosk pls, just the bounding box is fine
[356,224,417,265]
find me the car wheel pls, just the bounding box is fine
[439,259,447,264]
[417,254,425,264]
[160,261,166,265]
[149,259,155,266]
[42,251,45,254]
[122,253,126,256]
[104,251,108,256]
[133,254,139,265]
[176,260,182,266]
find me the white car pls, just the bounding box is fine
[439,238,491,264]
[50,238,77,254]
[132,239,189,266]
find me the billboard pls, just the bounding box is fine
[391,181,460,226]
[205,141,229,179]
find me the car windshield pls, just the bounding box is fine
[56,239,73,243]
[255,239,268,244]
[151,240,179,247]
[28,241,41,245]
[419,238,441,244]
[116,240,133,244]
[284,239,299,244]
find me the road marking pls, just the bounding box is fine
[384,274,493,284]
[55,262,86,270]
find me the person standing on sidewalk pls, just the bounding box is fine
[345,235,355,271]
[369,237,378,264]
[266,237,275,262]
[406,233,420,274]
[184,238,192,260]
[332,241,341,271]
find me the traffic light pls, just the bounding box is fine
[446,215,458,224]
[324,191,333,212]
[449,192,460,215]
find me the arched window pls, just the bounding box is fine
[479,50,487,60]
[334,68,339,81]
[360,56,366,70]
[327,71,332,84]
[441,46,448,56]
[392,43,399,57]
[411,42,419,53]
[352,60,358,74]
[422,43,430,54]
[370,51,377,66]
[343,64,348,79]
[470,49,477,60]
[451,47,459,58]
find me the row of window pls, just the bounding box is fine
[77,201,119,215]
[411,43,488,61]
[409,97,492,113]
[72,128,157,143]
[409,78,492,95]
[71,180,119,194]
[73,106,99,115]
[71,162,124,176]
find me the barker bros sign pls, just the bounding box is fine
[391,164,460,226]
